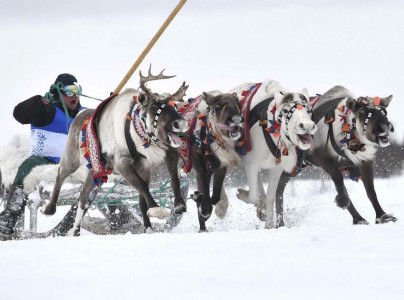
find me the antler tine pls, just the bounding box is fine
[140,64,176,85]
[139,64,177,100]
[170,81,189,102]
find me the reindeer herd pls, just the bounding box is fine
[3,66,397,237]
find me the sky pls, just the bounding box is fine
[1,0,403,147]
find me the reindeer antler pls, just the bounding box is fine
[169,81,189,102]
[139,64,176,100]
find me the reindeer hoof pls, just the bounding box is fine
[353,219,369,225]
[174,198,187,214]
[67,227,80,237]
[147,207,169,219]
[191,191,203,203]
[335,195,350,209]
[276,220,285,228]
[376,214,397,224]
[174,203,186,214]
[40,203,56,216]
[214,199,229,219]
[256,208,266,222]
[236,189,249,202]
[144,227,155,234]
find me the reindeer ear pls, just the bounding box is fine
[274,92,284,107]
[380,95,393,107]
[202,92,215,106]
[301,88,309,100]
[137,93,149,107]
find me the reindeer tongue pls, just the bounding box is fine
[300,134,314,149]
[168,131,182,146]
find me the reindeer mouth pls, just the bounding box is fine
[298,134,314,149]
[167,131,183,148]
[217,123,242,140]
[377,134,390,147]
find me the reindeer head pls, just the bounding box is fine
[274,88,317,150]
[346,95,394,147]
[137,66,189,148]
[202,92,243,141]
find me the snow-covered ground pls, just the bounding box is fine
[1,175,403,299]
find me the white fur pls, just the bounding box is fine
[67,206,84,236]
[147,207,169,219]
[233,80,316,228]
[0,146,91,194]
[0,146,29,189]
[97,88,167,169]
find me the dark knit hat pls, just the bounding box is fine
[55,73,77,87]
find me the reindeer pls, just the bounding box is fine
[273,85,396,226]
[41,67,189,235]
[233,80,317,229]
[169,91,243,232]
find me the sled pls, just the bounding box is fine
[1,167,189,240]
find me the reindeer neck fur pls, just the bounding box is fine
[206,111,240,167]
[97,88,166,169]
[332,98,377,165]
[264,82,302,173]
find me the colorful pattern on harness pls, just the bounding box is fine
[80,95,115,187]
[177,96,203,173]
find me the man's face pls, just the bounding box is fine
[61,94,79,110]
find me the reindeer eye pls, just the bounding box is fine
[150,104,158,114]
[283,109,288,114]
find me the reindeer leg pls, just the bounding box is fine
[139,194,153,232]
[41,163,80,216]
[360,160,397,224]
[211,167,229,219]
[275,171,291,228]
[264,168,283,229]
[215,185,229,219]
[165,148,186,214]
[192,152,212,232]
[318,157,351,209]
[116,157,169,219]
[67,171,95,236]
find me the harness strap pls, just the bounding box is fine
[248,97,279,159]
[249,97,274,128]
[312,97,345,124]
[125,102,146,160]
[326,109,348,158]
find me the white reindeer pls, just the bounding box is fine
[233,80,317,228]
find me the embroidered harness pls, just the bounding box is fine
[312,96,386,181]
[240,84,313,174]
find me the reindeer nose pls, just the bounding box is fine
[299,122,317,132]
[171,119,188,132]
[173,120,181,130]
[231,115,242,125]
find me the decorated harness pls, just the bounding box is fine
[81,93,174,187]
[239,84,313,176]
[312,95,387,181]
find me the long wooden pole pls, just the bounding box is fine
[112,0,187,95]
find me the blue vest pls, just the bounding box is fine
[30,105,81,163]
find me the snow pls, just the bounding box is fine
[1,176,403,299]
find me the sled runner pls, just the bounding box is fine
[0,157,189,240]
